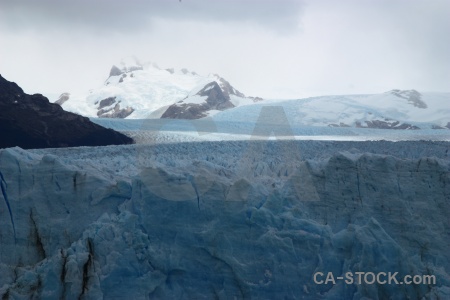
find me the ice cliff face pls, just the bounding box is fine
[0,144,449,299]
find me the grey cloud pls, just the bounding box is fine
[0,0,304,34]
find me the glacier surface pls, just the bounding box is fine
[0,140,449,299]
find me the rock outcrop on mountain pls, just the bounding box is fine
[109,65,123,77]
[161,82,235,119]
[0,75,133,149]
[95,97,134,118]
[390,89,427,108]
[54,92,70,105]
[355,119,419,129]
[248,96,264,102]
[330,118,420,130]
[329,119,419,129]
[213,74,245,98]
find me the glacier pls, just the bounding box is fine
[211,92,450,129]
[0,139,449,299]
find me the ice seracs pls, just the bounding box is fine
[0,142,449,299]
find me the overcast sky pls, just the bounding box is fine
[1,0,449,99]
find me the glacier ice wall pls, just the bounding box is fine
[0,145,449,299]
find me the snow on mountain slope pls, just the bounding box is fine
[1,142,449,299]
[56,57,259,119]
[213,90,450,130]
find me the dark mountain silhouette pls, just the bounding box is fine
[0,74,133,149]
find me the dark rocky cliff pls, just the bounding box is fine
[0,75,133,149]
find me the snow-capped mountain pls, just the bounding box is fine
[51,57,448,129]
[213,89,450,130]
[56,57,261,119]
